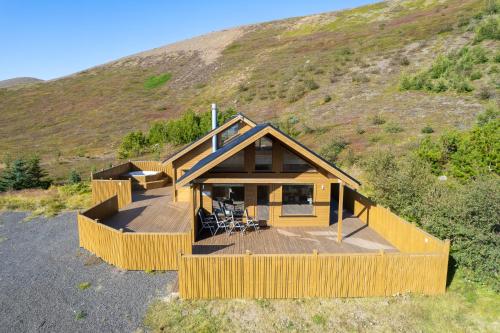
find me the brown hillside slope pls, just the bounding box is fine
[0,0,496,179]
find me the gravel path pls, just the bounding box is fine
[0,211,176,332]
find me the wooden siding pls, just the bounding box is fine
[91,179,132,209]
[78,196,192,270]
[178,251,448,299]
[345,188,449,254]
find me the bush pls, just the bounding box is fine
[0,156,51,192]
[274,116,301,138]
[363,151,500,289]
[304,79,319,90]
[371,114,386,125]
[421,126,435,134]
[68,170,82,184]
[477,86,493,100]
[399,46,490,93]
[118,131,148,159]
[144,73,172,89]
[384,122,404,133]
[474,17,500,43]
[351,73,370,83]
[286,84,306,103]
[323,95,332,103]
[320,138,349,163]
[416,107,499,180]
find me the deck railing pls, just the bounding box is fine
[90,160,170,208]
[178,250,448,299]
[344,188,449,254]
[78,195,192,270]
[179,188,450,299]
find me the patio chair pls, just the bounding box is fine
[244,208,260,233]
[197,209,216,236]
[213,213,231,235]
[228,211,247,235]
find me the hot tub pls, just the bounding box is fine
[123,170,162,182]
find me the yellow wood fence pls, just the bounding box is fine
[344,188,449,254]
[91,179,132,209]
[179,251,449,299]
[78,196,192,270]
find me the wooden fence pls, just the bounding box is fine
[92,161,170,180]
[179,188,450,299]
[91,179,132,209]
[78,196,192,270]
[179,251,449,299]
[344,188,449,254]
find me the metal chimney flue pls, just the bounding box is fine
[211,103,218,152]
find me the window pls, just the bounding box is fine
[212,184,245,212]
[212,151,245,172]
[219,123,240,146]
[255,136,273,171]
[283,148,315,172]
[282,185,314,215]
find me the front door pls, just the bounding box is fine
[256,185,270,222]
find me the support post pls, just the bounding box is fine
[337,181,344,243]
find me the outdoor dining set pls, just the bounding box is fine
[197,202,260,236]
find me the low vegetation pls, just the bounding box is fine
[118,108,237,158]
[78,282,91,290]
[363,107,499,290]
[144,73,172,89]
[144,272,499,332]
[0,182,92,218]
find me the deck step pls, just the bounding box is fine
[133,177,170,190]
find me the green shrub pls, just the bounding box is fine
[118,131,149,159]
[474,17,500,43]
[274,116,301,138]
[363,151,500,290]
[399,46,490,93]
[384,122,404,133]
[144,73,172,89]
[304,79,319,90]
[352,73,370,83]
[286,83,306,103]
[371,114,386,125]
[320,138,349,163]
[421,126,435,134]
[477,86,493,100]
[68,170,82,184]
[416,108,499,180]
[323,95,332,103]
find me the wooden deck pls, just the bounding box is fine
[193,214,397,255]
[103,186,190,233]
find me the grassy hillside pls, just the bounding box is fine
[0,0,497,179]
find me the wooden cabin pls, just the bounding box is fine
[163,113,359,235]
[79,111,449,299]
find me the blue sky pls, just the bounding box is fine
[0,1,377,80]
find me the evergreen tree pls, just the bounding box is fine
[68,169,82,184]
[0,157,50,191]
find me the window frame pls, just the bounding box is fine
[280,184,315,217]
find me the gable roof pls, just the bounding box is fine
[162,113,256,165]
[176,123,361,189]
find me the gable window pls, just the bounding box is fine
[255,136,273,171]
[219,123,240,146]
[283,148,315,172]
[282,185,314,216]
[212,151,245,172]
